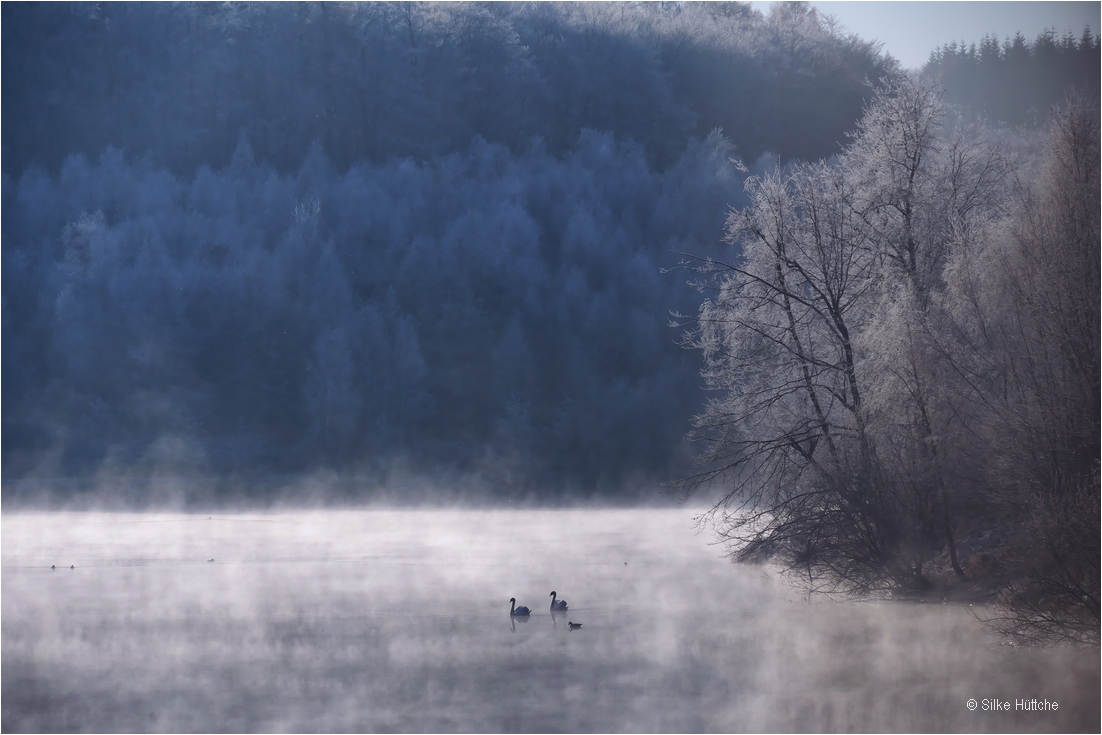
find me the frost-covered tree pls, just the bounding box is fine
[681,74,1011,593]
[682,160,895,592]
[848,75,1010,579]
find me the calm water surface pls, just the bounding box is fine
[2,508,1098,732]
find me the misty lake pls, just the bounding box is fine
[2,508,1098,733]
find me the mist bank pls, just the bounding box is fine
[4,509,1099,732]
[0,470,710,512]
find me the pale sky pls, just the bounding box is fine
[752,1,1101,69]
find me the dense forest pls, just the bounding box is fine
[3,131,747,495]
[1,1,1098,641]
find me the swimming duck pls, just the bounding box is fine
[568,622,582,630]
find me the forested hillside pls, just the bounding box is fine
[2,1,888,176]
[2,2,890,496]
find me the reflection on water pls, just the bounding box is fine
[2,508,1098,732]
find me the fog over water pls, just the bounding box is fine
[2,508,1097,733]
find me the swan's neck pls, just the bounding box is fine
[510,600,515,614]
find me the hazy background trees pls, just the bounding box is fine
[924,27,1100,128]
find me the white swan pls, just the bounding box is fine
[509,598,531,616]
[549,591,568,611]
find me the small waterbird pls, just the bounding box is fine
[568,622,582,630]
[549,591,568,611]
[509,598,531,616]
[51,565,55,569]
